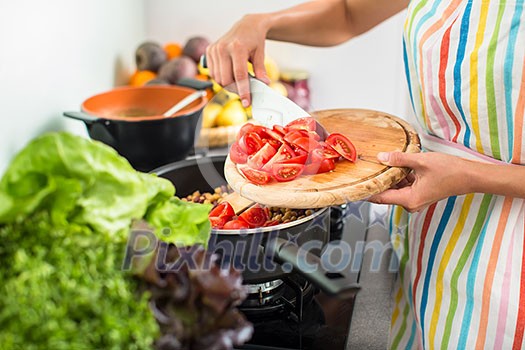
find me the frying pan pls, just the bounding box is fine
[152,156,360,299]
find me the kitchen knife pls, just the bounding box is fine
[199,55,329,137]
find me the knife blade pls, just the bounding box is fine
[199,55,329,138]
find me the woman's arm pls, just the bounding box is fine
[207,0,408,106]
[368,152,525,212]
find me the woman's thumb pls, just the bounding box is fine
[377,152,419,168]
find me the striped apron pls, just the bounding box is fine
[389,0,525,348]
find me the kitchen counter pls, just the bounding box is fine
[347,205,397,349]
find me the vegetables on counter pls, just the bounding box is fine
[229,117,357,184]
[0,132,250,349]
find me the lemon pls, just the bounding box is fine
[264,56,280,82]
[216,100,248,126]
[269,81,288,96]
[201,103,222,128]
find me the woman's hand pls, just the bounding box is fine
[368,152,475,212]
[206,14,270,107]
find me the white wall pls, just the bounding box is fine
[144,0,410,115]
[0,0,145,173]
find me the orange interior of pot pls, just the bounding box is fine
[81,85,207,121]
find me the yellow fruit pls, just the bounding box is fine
[201,103,223,128]
[264,56,280,82]
[216,100,248,126]
[244,105,252,118]
[269,81,288,97]
[198,62,210,77]
[247,62,255,76]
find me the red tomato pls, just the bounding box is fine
[272,163,304,182]
[318,142,342,159]
[263,128,284,143]
[223,219,250,230]
[285,117,317,132]
[239,132,264,155]
[263,219,280,227]
[273,125,286,136]
[326,133,357,162]
[303,158,335,175]
[277,154,308,165]
[229,141,248,164]
[283,129,308,144]
[239,205,269,228]
[247,143,277,169]
[240,166,272,185]
[262,138,281,150]
[208,202,235,229]
[261,143,296,172]
[236,123,255,141]
[292,137,320,152]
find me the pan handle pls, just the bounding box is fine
[267,237,360,299]
[63,111,101,124]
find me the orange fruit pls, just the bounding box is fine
[195,74,209,81]
[129,70,157,86]
[164,42,183,60]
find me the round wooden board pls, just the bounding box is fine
[224,109,421,208]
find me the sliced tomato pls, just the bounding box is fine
[262,137,281,150]
[229,141,248,164]
[285,117,317,132]
[262,128,284,143]
[303,158,335,175]
[326,133,357,162]
[283,129,309,144]
[263,219,280,227]
[208,202,235,229]
[261,143,296,172]
[318,141,342,159]
[273,125,286,137]
[239,205,269,228]
[278,154,308,165]
[247,143,277,170]
[240,166,272,185]
[236,123,255,141]
[223,219,250,230]
[272,163,304,182]
[239,132,264,155]
[292,136,320,152]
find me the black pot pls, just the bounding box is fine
[152,156,360,299]
[64,85,207,172]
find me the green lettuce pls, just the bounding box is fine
[0,132,213,349]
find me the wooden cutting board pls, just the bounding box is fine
[224,109,421,208]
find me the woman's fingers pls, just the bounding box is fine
[377,151,423,169]
[251,48,269,84]
[368,187,422,213]
[231,51,251,107]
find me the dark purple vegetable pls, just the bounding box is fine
[141,244,253,350]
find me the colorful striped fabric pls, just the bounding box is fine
[389,0,525,348]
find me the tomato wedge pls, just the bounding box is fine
[239,132,264,155]
[292,136,320,152]
[261,143,296,172]
[326,133,357,162]
[239,205,269,228]
[223,219,250,230]
[247,143,277,170]
[273,125,286,137]
[240,166,272,185]
[229,141,248,164]
[303,158,335,175]
[318,141,342,159]
[285,117,317,132]
[272,163,304,182]
[208,202,235,229]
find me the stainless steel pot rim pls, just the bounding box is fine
[212,206,328,235]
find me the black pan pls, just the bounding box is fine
[152,156,360,299]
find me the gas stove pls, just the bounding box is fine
[235,204,368,350]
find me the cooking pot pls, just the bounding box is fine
[152,156,360,299]
[63,85,207,171]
